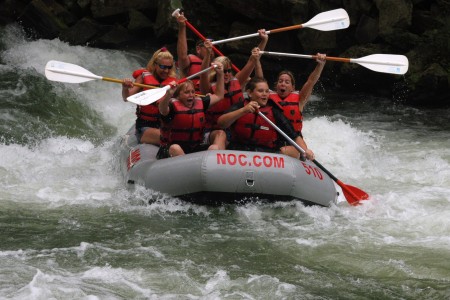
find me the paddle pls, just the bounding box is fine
[126,65,216,106]
[172,8,241,73]
[257,111,369,206]
[210,9,349,45]
[260,51,409,74]
[45,60,159,91]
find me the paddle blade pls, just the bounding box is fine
[45,60,101,83]
[352,54,409,75]
[126,86,170,106]
[340,183,370,206]
[303,8,350,31]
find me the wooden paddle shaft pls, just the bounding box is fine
[261,51,351,63]
[102,77,157,89]
[317,56,351,63]
[269,24,303,33]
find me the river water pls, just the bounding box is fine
[0,24,449,299]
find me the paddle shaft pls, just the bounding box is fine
[211,24,309,46]
[120,65,214,95]
[262,52,407,65]
[125,65,215,105]
[177,64,215,87]
[103,77,156,89]
[211,9,349,45]
[260,51,352,62]
[257,111,361,205]
[124,65,215,95]
[46,65,159,89]
[260,51,409,74]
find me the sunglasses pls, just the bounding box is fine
[224,69,233,73]
[157,64,173,70]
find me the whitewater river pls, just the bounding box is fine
[1,24,449,299]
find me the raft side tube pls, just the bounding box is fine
[118,127,339,206]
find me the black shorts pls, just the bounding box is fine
[135,118,160,129]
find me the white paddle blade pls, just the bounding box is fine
[126,86,170,106]
[171,8,181,17]
[45,60,102,83]
[352,54,409,75]
[303,8,350,31]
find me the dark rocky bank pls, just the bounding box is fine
[1,0,449,107]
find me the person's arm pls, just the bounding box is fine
[235,29,269,86]
[298,53,326,111]
[235,47,259,87]
[199,39,213,95]
[274,107,315,160]
[176,12,190,75]
[256,28,268,51]
[294,136,314,160]
[158,81,177,116]
[254,48,264,78]
[209,62,225,106]
[121,76,143,101]
[217,101,259,129]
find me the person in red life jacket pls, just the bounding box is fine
[217,77,315,160]
[199,35,268,141]
[266,53,326,158]
[121,47,177,145]
[175,11,215,92]
[157,62,226,159]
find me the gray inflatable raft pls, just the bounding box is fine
[119,127,345,206]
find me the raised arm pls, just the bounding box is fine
[176,12,190,75]
[256,28,268,51]
[235,48,259,87]
[158,81,177,116]
[294,136,315,160]
[298,53,326,111]
[254,47,264,78]
[209,62,225,106]
[199,39,213,95]
[235,29,268,86]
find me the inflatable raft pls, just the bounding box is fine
[118,127,346,206]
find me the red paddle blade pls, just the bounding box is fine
[338,182,369,206]
[347,185,369,200]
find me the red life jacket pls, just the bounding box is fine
[231,100,279,149]
[132,68,147,79]
[187,54,202,91]
[160,98,206,147]
[269,91,303,133]
[206,78,243,129]
[135,71,176,122]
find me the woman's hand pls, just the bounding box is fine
[258,29,268,42]
[304,148,315,161]
[203,39,213,54]
[243,101,260,114]
[214,61,223,74]
[250,47,262,62]
[176,12,187,24]
[122,78,133,89]
[316,53,327,65]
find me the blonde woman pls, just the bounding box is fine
[122,47,177,145]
